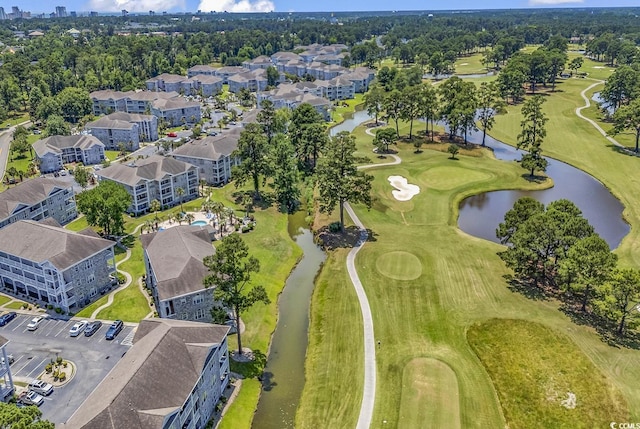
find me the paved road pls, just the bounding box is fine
[0,313,133,424]
[346,154,402,429]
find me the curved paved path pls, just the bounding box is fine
[346,154,402,429]
[576,80,625,149]
[90,248,132,319]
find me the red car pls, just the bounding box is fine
[167,132,178,137]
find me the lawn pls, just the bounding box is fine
[0,112,28,129]
[468,319,628,428]
[5,301,27,310]
[454,52,487,75]
[104,150,120,162]
[218,379,261,429]
[330,94,364,124]
[0,295,12,306]
[299,66,640,427]
[64,216,89,232]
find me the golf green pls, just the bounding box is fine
[376,251,423,280]
[399,358,461,429]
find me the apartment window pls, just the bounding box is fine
[194,308,206,320]
[89,287,97,297]
[87,274,95,283]
[181,313,189,320]
[193,294,203,305]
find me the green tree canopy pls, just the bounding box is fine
[0,402,54,428]
[232,123,271,197]
[203,234,270,355]
[316,131,373,232]
[76,180,131,237]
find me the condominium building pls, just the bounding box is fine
[172,133,240,186]
[33,135,105,173]
[96,155,199,215]
[0,220,117,312]
[90,90,178,116]
[61,318,230,429]
[141,226,217,322]
[0,177,77,230]
[146,73,186,93]
[151,98,201,127]
[86,112,158,150]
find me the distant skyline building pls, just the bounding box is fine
[0,7,7,20]
[55,5,67,17]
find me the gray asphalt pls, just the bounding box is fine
[0,313,134,424]
[0,128,13,182]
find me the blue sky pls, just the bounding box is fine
[4,0,639,14]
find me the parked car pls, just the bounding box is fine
[33,129,41,135]
[1,354,15,365]
[167,132,178,137]
[0,311,17,326]
[105,320,124,340]
[28,380,53,396]
[27,316,46,331]
[84,321,102,337]
[19,391,44,406]
[59,170,67,176]
[69,320,88,337]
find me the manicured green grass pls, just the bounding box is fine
[75,295,109,319]
[330,94,364,124]
[0,112,28,129]
[399,358,461,428]
[468,319,628,429]
[104,151,120,162]
[5,301,27,310]
[64,216,89,232]
[0,295,13,306]
[375,251,422,280]
[301,70,640,426]
[454,52,487,75]
[218,379,261,429]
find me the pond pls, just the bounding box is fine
[457,129,628,249]
[252,211,326,429]
[331,108,628,249]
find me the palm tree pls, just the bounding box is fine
[176,187,185,213]
[242,194,253,218]
[225,207,236,230]
[150,199,161,222]
[143,219,155,234]
[210,201,226,237]
[199,178,207,197]
[184,213,195,224]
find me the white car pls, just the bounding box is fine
[28,379,53,396]
[19,391,44,406]
[27,316,46,331]
[69,320,88,337]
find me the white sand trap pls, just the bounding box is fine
[560,392,577,409]
[388,176,420,201]
[593,66,605,69]
[459,62,469,66]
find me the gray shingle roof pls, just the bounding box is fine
[97,155,196,186]
[33,135,104,157]
[140,226,214,301]
[172,134,239,162]
[85,117,136,130]
[60,318,229,429]
[0,220,114,271]
[0,177,71,220]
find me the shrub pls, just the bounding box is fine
[46,304,53,310]
[241,226,251,233]
[58,372,66,381]
[329,221,341,233]
[45,363,53,373]
[21,303,27,309]
[63,361,68,368]
[54,307,62,314]
[56,356,63,365]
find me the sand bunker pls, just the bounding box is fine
[459,62,469,66]
[593,66,605,69]
[388,176,420,201]
[560,392,577,409]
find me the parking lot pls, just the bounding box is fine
[0,314,135,424]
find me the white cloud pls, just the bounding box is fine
[88,0,186,12]
[529,0,583,4]
[197,0,275,12]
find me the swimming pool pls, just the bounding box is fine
[191,220,208,226]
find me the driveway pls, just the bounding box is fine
[0,128,13,181]
[1,314,134,424]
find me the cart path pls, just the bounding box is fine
[90,248,133,319]
[575,80,624,149]
[346,154,402,429]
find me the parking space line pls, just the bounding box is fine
[11,355,25,366]
[14,358,33,376]
[11,317,29,331]
[55,323,70,338]
[24,358,48,380]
